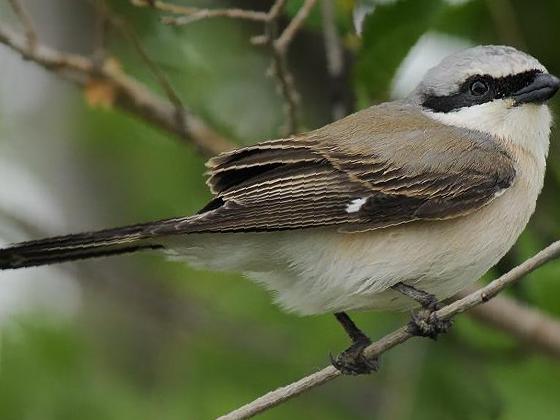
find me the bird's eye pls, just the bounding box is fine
[470,80,489,96]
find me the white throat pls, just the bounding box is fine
[424,100,552,163]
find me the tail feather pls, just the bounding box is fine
[0,220,172,270]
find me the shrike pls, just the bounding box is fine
[1,45,558,374]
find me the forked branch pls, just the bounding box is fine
[132,0,318,134]
[0,24,234,156]
[7,0,37,50]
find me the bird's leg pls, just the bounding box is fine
[391,282,439,309]
[391,282,452,339]
[331,312,379,375]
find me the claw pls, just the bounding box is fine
[407,308,452,340]
[331,339,379,375]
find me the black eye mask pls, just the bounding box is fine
[422,69,543,113]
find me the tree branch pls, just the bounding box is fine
[466,292,560,359]
[218,240,560,420]
[0,24,235,156]
[101,4,189,139]
[161,9,268,26]
[261,0,313,134]
[130,0,269,25]
[266,22,300,135]
[275,0,317,53]
[132,0,311,135]
[7,0,37,50]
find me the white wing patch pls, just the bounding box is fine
[346,197,367,213]
[494,188,507,198]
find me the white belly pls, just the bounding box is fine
[164,156,544,315]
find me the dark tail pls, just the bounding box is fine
[0,218,190,270]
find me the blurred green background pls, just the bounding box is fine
[1,0,560,419]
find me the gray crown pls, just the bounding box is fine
[414,45,547,98]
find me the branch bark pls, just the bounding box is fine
[131,0,269,25]
[0,24,235,156]
[218,240,560,420]
[275,0,318,53]
[7,0,37,50]
[262,0,315,134]
[133,0,313,135]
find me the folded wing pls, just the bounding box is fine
[156,102,516,235]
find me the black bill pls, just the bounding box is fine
[513,73,560,104]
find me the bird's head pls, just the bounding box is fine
[411,45,559,157]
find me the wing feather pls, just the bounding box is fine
[155,102,516,235]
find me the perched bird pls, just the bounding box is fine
[1,45,558,374]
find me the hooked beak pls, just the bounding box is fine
[513,73,560,105]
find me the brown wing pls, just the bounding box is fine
[154,102,516,235]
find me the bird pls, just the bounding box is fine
[1,45,558,374]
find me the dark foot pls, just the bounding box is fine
[407,307,453,340]
[331,312,379,375]
[391,282,452,339]
[330,337,379,375]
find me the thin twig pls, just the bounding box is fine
[265,0,318,134]
[7,0,37,50]
[132,0,266,20]
[262,0,302,134]
[92,1,109,65]
[161,9,268,26]
[0,25,234,156]
[268,0,288,19]
[101,3,187,137]
[218,240,560,420]
[268,36,300,134]
[130,0,268,25]
[130,0,196,15]
[133,0,302,134]
[275,0,317,53]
